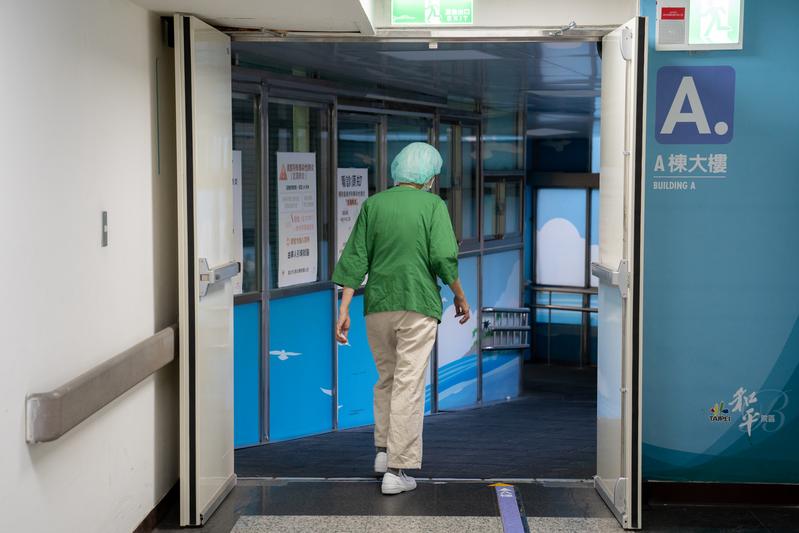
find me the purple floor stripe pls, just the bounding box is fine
[495,485,525,533]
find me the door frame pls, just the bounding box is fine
[628,15,647,530]
[222,19,647,528]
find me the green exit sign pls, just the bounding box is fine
[392,0,474,25]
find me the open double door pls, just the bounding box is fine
[171,13,648,529]
[173,14,237,526]
[593,16,648,530]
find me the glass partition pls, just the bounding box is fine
[232,92,260,294]
[268,100,330,290]
[461,125,479,241]
[483,107,523,172]
[483,177,523,241]
[337,114,380,197]
[483,181,498,239]
[504,179,522,236]
[438,122,455,220]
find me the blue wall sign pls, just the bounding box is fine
[655,66,735,144]
[642,0,799,484]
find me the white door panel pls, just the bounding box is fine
[174,14,236,526]
[596,284,624,507]
[598,35,627,269]
[594,16,646,530]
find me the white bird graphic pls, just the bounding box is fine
[319,388,343,410]
[270,349,302,361]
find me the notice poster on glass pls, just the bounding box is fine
[277,152,318,288]
[232,150,244,295]
[336,168,369,261]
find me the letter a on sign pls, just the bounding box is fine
[660,77,710,135]
[655,66,735,144]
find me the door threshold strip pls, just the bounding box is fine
[492,483,530,533]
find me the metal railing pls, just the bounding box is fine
[25,324,177,443]
[532,287,597,367]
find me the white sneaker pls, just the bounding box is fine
[374,451,388,474]
[381,471,417,495]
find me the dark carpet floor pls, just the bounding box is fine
[235,363,597,479]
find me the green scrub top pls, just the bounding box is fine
[332,186,459,322]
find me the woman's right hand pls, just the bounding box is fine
[335,307,351,344]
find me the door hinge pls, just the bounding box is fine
[620,26,634,61]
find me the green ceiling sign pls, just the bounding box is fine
[392,0,474,25]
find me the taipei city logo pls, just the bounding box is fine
[708,402,731,422]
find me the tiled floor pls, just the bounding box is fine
[152,478,799,532]
[230,515,505,533]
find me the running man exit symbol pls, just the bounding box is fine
[655,66,735,144]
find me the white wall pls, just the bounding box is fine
[0,1,179,532]
[131,0,376,32]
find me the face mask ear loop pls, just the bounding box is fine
[424,177,435,192]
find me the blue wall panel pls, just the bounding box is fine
[269,290,334,441]
[641,0,799,483]
[481,250,523,401]
[234,302,261,448]
[337,294,378,429]
[483,351,521,403]
[437,256,480,410]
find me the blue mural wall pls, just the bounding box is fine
[337,294,378,429]
[641,0,799,483]
[437,256,480,410]
[535,189,588,288]
[482,250,522,401]
[532,188,599,365]
[269,290,334,441]
[234,302,261,448]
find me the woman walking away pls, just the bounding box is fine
[332,142,471,495]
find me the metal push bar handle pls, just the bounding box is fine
[25,325,177,443]
[199,258,241,298]
[590,260,629,298]
[482,307,529,313]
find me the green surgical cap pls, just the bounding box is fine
[390,142,443,184]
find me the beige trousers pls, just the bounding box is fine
[366,310,438,470]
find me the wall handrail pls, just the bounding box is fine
[25,324,177,444]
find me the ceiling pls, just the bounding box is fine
[131,0,374,33]
[233,41,601,139]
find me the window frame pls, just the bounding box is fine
[232,83,265,304]
[265,94,335,299]
[482,172,525,246]
[437,117,482,252]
